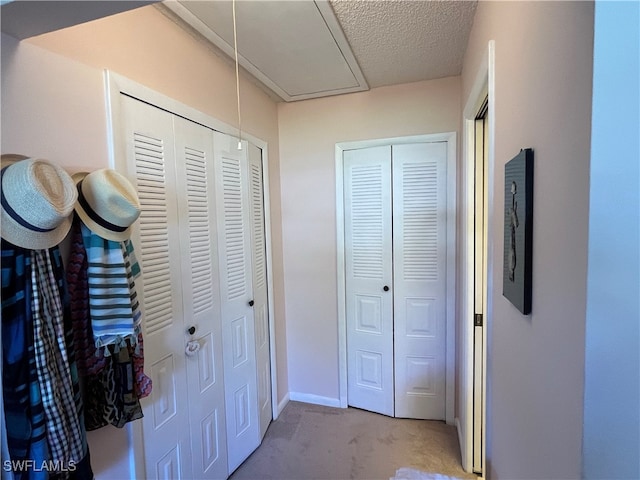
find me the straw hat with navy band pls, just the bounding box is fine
[73,169,141,242]
[1,155,78,250]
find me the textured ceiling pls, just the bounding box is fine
[330,0,478,88]
[1,0,479,102]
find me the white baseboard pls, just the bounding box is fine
[289,392,342,408]
[276,393,290,418]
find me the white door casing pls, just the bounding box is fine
[214,131,260,475]
[392,142,447,420]
[460,40,494,474]
[344,146,394,416]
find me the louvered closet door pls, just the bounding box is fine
[392,142,447,420]
[248,144,272,440]
[173,117,228,479]
[344,146,394,417]
[213,131,260,474]
[119,96,193,480]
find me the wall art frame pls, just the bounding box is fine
[503,148,534,314]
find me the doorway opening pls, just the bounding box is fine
[459,40,495,477]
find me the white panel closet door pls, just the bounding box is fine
[344,146,394,417]
[213,132,260,474]
[392,142,447,420]
[248,144,272,439]
[120,96,193,480]
[173,116,228,479]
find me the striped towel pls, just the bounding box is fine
[81,224,134,350]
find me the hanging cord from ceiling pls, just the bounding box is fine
[232,0,242,150]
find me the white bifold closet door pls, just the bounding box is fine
[248,145,272,440]
[344,142,447,420]
[344,146,394,417]
[120,96,228,479]
[213,132,260,475]
[118,95,270,479]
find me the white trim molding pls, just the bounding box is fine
[459,40,495,475]
[335,132,457,425]
[289,392,342,409]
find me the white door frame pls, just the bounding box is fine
[336,132,457,425]
[104,70,279,480]
[459,40,495,474]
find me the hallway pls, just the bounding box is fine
[230,401,476,480]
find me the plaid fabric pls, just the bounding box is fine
[0,338,13,480]
[81,225,134,349]
[31,249,85,466]
[1,241,49,480]
[67,219,107,376]
[48,247,94,480]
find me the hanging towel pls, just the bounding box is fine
[0,341,14,480]
[48,247,94,480]
[31,249,85,468]
[1,240,49,480]
[1,267,15,480]
[122,239,151,398]
[83,346,143,431]
[81,224,135,350]
[67,219,106,376]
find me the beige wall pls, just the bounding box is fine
[461,1,594,478]
[2,5,286,479]
[278,77,461,401]
[2,1,598,478]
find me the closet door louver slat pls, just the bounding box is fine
[133,133,174,335]
[401,162,439,282]
[250,162,266,289]
[349,164,385,281]
[184,146,215,315]
[222,158,247,302]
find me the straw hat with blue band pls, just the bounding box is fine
[1,155,77,250]
[73,169,141,242]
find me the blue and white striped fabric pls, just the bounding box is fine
[122,239,141,330]
[81,224,134,349]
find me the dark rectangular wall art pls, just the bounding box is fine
[503,148,534,314]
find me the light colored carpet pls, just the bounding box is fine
[230,401,477,480]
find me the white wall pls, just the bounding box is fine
[461,2,594,478]
[2,6,285,479]
[278,78,460,402]
[583,2,640,478]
